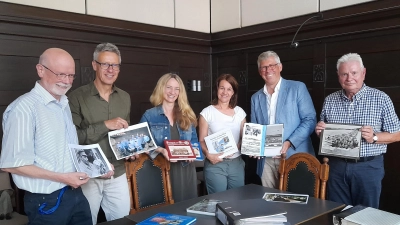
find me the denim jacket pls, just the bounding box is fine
[139,105,198,148]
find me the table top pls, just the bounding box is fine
[125,184,345,225]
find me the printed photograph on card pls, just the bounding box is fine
[204,129,239,158]
[68,144,112,178]
[319,123,362,159]
[108,122,157,160]
[262,192,309,204]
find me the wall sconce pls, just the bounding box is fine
[187,80,202,92]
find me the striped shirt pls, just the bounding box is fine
[0,81,78,194]
[320,84,400,157]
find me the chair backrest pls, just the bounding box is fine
[125,153,174,214]
[278,153,329,199]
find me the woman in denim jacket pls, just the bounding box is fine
[140,73,198,202]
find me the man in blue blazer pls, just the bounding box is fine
[251,51,316,188]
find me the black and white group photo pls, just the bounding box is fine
[69,144,112,178]
[319,123,362,159]
[108,122,157,160]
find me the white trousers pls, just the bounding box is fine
[261,158,280,189]
[81,173,130,225]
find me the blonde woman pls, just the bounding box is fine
[140,73,198,202]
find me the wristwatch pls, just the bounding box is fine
[372,133,378,144]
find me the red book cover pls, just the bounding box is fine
[164,140,196,160]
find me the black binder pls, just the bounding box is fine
[216,199,287,225]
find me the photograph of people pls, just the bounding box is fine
[76,150,104,178]
[139,73,198,202]
[199,74,246,194]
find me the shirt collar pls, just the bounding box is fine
[340,83,366,101]
[263,77,282,95]
[34,81,69,108]
[88,81,118,96]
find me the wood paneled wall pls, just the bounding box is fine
[1,0,400,215]
[212,0,400,214]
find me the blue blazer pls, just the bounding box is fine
[251,78,316,177]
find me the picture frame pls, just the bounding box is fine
[319,123,362,159]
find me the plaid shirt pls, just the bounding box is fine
[320,84,400,157]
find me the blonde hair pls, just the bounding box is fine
[150,73,197,130]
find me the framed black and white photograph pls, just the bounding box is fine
[319,123,362,159]
[68,144,112,178]
[108,122,158,160]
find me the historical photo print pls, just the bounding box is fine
[265,124,283,148]
[262,192,309,204]
[108,122,157,160]
[319,123,362,159]
[68,144,112,178]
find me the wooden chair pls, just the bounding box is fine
[279,153,329,199]
[125,153,174,214]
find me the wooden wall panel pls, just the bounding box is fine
[213,1,400,214]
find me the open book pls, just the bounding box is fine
[241,123,284,157]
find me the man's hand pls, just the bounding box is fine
[62,172,90,189]
[105,117,129,130]
[125,154,139,161]
[206,153,223,164]
[100,164,114,179]
[362,125,375,143]
[315,121,326,137]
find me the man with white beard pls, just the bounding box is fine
[0,48,91,225]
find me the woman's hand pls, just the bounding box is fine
[206,153,224,164]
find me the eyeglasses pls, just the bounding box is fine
[41,64,76,80]
[259,63,280,72]
[95,60,121,71]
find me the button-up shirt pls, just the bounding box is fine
[263,78,281,124]
[68,81,131,177]
[0,81,78,194]
[320,84,400,157]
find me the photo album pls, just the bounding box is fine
[204,129,239,158]
[68,143,112,178]
[108,122,158,160]
[241,123,284,157]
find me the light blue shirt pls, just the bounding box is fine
[0,81,78,194]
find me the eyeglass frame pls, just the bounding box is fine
[259,63,280,72]
[94,60,121,71]
[41,64,76,80]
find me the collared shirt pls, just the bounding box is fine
[263,77,282,124]
[0,81,78,194]
[320,84,400,157]
[68,81,131,177]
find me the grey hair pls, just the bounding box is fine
[257,51,281,68]
[336,53,364,70]
[93,43,121,63]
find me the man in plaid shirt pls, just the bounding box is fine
[315,53,400,208]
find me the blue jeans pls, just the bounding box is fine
[327,155,384,208]
[24,186,91,225]
[204,156,245,194]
